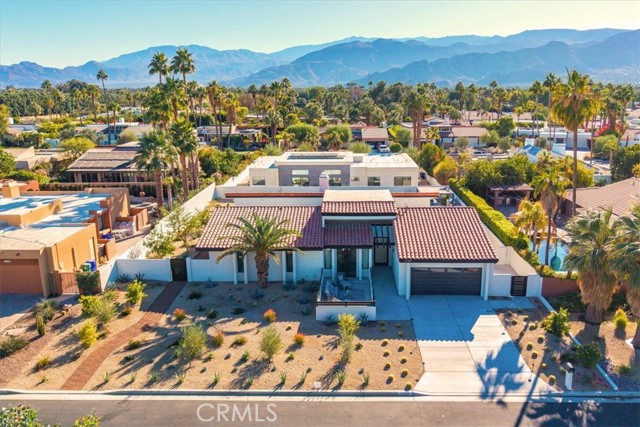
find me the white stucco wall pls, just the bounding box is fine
[296,250,324,281]
[116,259,172,281]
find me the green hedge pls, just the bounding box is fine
[449,179,529,250]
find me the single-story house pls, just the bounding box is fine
[560,177,640,219]
[195,189,537,302]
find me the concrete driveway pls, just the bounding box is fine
[409,296,553,398]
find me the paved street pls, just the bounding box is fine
[408,296,553,396]
[1,394,638,427]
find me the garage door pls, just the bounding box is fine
[411,267,482,295]
[0,259,44,295]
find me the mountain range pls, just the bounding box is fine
[0,28,637,88]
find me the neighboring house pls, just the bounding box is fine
[350,126,389,148]
[436,126,488,147]
[516,128,592,150]
[75,122,150,145]
[197,126,262,145]
[512,142,566,164]
[195,189,540,308]
[560,177,640,219]
[67,145,153,189]
[3,146,65,171]
[246,151,419,189]
[0,182,148,296]
[620,129,640,147]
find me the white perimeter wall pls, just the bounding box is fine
[116,259,172,281]
[316,304,376,321]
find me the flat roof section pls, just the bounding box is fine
[0,224,91,250]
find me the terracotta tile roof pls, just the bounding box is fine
[196,206,323,250]
[394,207,498,263]
[324,221,373,248]
[565,177,640,219]
[321,201,398,216]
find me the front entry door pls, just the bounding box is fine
[374,237,388,266]
[337,248,357,277]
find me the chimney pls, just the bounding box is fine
[1,181,20,198]
[319,172,328,193]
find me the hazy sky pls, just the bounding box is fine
[1,0,638,67]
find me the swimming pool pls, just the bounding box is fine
[533,241,569,271]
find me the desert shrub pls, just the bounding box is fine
[548,375,556,385]
[0,335,28,358]
[362,371,370,386]
[35,314,46,337]
[338,314,360,363]
[207,309,218,319]
[614,308,628,331]
[78,320,98,347]
[382,339,389,346]
[383,350,390,357]
[260,326,283,360]
[233,336,247,347]
[120,306,132,317]
[79,295,99,317]
[618,364,634,376]
[232,307,245,315]
[355,342,363,350]
[398,345,405,352]
[532,351,539,359]
[576,343,602,369]
[34,356,51,371]
[405,382,413,391]
[76,271,100,295]
[526,342,533,351]
[263,309,277,323]
[301,304,311,316]
[34,299,58,323]
[400,357,407,364]
[293,333,305,346]
[125,280,147,305]
[174,308,187,322]
[187,291,202,300]
[117,273,131,283]
[401,369,409,378]
[387,374,394,382]
[211,331,224,348]
[175,324,207,362]
[212,372,221,386]
[548,291,586,313]
[93,298,117,325]
[542,308,570,337]
[125,339,142,350]
[537,335,545,344]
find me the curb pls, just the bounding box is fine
[2,388,638,399]
[538,296,619,391]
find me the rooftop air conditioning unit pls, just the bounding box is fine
[353,155,364,163]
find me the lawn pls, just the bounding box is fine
[1,281,423,391]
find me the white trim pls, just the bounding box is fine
[292,251,297,283]
[243,256,248,285]
[356,248,362,280]
[281,251,286,284]
[232,254,238,285]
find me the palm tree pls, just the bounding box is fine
[264,110,282,144]
[148,52,170,84]
[96,69,111,143]
[276,130,295,150]
[163,77,187,123]
[530,80,543,136]
[224,93,240,148]
[531,166,567,266]
[134,130,177,211]
[169,119,199,200]
[543,72,561,142]
[171,48,196,121]
[217,213,302,288]
[611,205,640,346]
[404,88,429,148]
[511,199,547,252]
[551,70,596,215]
[206,81,224,145]
[565,209,617,323]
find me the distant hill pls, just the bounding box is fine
[0,28,636,88]
[357,30,640,86]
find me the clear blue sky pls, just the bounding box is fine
[1,0,638,67]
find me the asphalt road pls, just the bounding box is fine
[1,396,639,427]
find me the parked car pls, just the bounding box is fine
[379,144,390,153]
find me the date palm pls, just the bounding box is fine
[217,213,302,288]
[531,166,567,266]
[206,81,225,145]
[611,205,640,346]
[550,69,596,215]
[565,209,617,324]
[169,119,199,200]
[171,48,196,120]
[134,130,177,211]
[224,93,240,148]
[404,87,430,148]
[511,199,547,253]
[96,69,111,143]
[148,52,170,84]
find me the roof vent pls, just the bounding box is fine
[353,155,364,163]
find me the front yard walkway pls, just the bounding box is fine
[409,296,554,398]
[371,267,410,321]
[60,281,186,390]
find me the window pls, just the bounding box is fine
[236,252,244,273]
[394,176,412,186]
[325,170,342,187]
[96,214,105,231]
[292,176,309,186]
[251,177,266,186]
[292,169,309,175]
[286,251,293,273]
[368,177,381,186]
[324,249,332,269]
[361,249,369,269]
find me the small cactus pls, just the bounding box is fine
[35,313,46,337]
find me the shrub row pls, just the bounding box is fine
[449,179,529,250]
